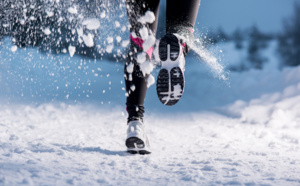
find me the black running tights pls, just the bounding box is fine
[124,0,201,122]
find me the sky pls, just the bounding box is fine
[195,0,297,33]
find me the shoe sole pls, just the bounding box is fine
[126,137,151,155]
[157,34,184,106]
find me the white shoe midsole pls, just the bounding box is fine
[161,45,185,71]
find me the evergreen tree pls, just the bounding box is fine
[247,25,269,69]
[232,28,244,49]
[278,3,300,67]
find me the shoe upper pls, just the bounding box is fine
[126,120,150,148]
[127,120,145,138]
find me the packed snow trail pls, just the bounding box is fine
[0,103,299,185]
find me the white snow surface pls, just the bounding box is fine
[0,103,299,185]
[0,38,300,185]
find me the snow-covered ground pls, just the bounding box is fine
[1,38,300,185]
[0,102,300,185]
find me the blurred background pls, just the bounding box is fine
[0,0,299,115]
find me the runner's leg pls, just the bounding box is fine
[125,0,160,122]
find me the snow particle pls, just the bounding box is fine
[106,45,114,53]
[83,33,94,47]
[138,11,156,24]
[126,63,134,73]
[68,45,76,57]
[139,61,154,76]
[68,7,78,14]
[11,45,18,52]
[77,27,83,37]
[46,10,54,17]
[107,37,114,44]
[20,19,25,25]
[143,35,156,52]
[43,28,51,35]
[116,36,122,43]
[115,21,120,28]
[139,26,149,40]
[137,52,147,64]
[121,40,130,48]
[82,18,100,30]
[100,11,106,18]
[147,74,155,87]
[130,84,136,92]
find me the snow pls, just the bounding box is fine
[139,26,148,40]
[115,21,121,28]
[10,45,17,52]
[137,52,146,63]
[82,18,100,30]
[130,84,136,91]
[46,10,54,17]
[138,11,156,24]
[100,11,106,19]
[0,104,299,185]
[107,37,113,44]
[82,33,94,47]
[142,35,156,52]
[77,27,83,37]
[121,40,130,48]
[116,36,122,43]
[68,45,76,57]
[139,60,154,76]
[19,19,25,25]
[106,45,114,53]
[43,28,51,35]
[121,26,126,32]
[0,37,300,185]
[126,63,134,73]
[68,7,78,14]
[147,74,155,88]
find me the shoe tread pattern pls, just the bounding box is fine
[157,34,184,106]
[126,137,151,155]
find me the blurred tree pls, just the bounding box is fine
[232,28,244,49]
[247,25,269,69]
[278,2,300,67]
